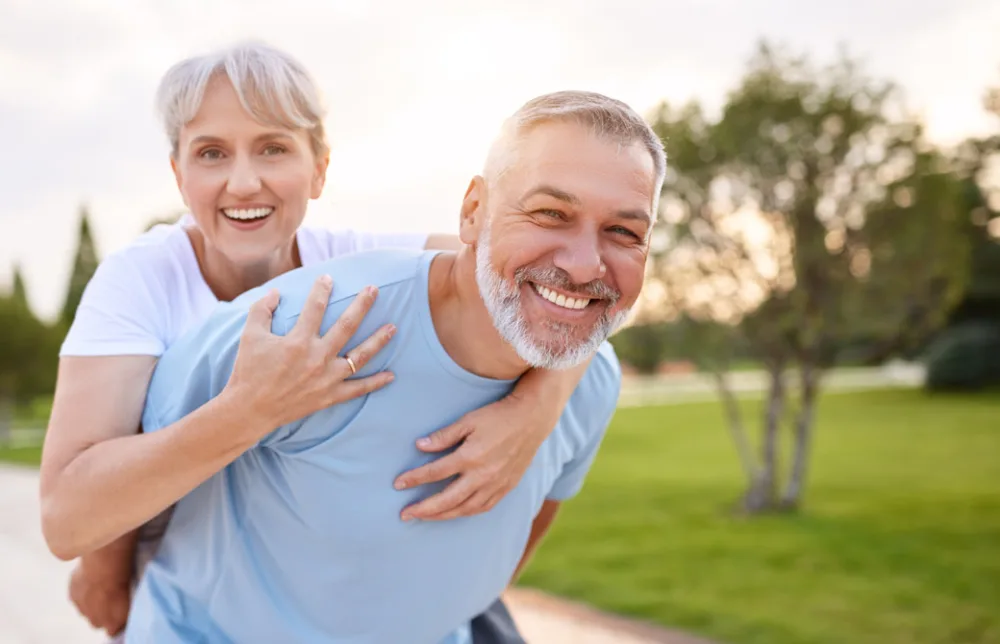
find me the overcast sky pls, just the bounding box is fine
[2,0,998,320]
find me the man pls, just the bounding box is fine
[124,90,666,643]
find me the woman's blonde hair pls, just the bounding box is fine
[155,41,329,159]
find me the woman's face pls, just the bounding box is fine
[171,76,328,267]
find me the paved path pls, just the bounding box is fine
[0,464,701,643]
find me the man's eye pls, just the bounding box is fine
[199,148,224,160]
[610,226,640,239]
[538,209,564,219]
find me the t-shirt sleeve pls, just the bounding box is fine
[140,302,249,435]
[59,251,167,357]
[546,347,623,501]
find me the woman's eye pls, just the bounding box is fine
[262,145,287,156]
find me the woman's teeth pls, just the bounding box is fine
[532,283,591,310]
[222,207,273,220]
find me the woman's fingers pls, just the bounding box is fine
[336,324,397,378]
[400,475,476,522]
[323,286,378,354]
[289,275,334,340]
[243,289,280,336]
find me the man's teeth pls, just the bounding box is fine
[223,207,273,220]
[532,284,591,310]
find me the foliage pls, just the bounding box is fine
[645,42,971,512]
[521,390,1000,644]
[59,205,100,327]
[925,320,1000,390]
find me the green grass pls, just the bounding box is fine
[520,389,1000,644]
[0,444,42,466]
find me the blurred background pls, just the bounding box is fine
[1,1,998,643]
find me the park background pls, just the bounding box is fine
[1,1,998,643]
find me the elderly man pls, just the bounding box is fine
[124,90,666,643]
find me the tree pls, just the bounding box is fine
[59,205,100,327]
[647,43,970,514]
[0,288,52,444]
[10,264,28,309]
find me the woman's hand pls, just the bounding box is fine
[224,275,397,439]
[392,360,592,521]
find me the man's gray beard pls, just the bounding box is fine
[474,227,629,370]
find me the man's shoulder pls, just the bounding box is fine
[225,248,433,326]
[562,342,623,433]
[548,343,623,450]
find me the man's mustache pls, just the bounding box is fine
[514,266,620,304]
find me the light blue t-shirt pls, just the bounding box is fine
[124,249,622,644]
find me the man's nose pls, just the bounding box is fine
[226,155,262,197]
[552,231,605,285]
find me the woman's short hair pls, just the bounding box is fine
[155,41,329,159]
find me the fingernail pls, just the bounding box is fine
[387,324,397,337]
[401,512,412,522]
[416,437,431,448]
[321,274,333,287]
[367,285,378,296]
[394,479,407,490]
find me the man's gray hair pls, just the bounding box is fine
[484,90,667,213]
[155,41,329,159]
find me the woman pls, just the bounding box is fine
[39,42,587,642]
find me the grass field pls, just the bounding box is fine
[519,389,1000,644]
[0,444,42,466]
[3,389,997,643]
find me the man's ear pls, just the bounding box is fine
[459,176,486,244]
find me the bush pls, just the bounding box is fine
[924,320,1000,390]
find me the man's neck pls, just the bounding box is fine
[428,250,531,381]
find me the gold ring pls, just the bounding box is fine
[344,355,357,375]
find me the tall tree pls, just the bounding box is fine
[59,205,100,327]
[10,264,28,309]
[648,43,970,513]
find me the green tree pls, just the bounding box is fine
[648,43,970,513]
[11,264,28,309]
[59,205,100,327]
[0,287,53,444]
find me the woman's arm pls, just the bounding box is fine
[40,279,394,560]
[393,359,592,521]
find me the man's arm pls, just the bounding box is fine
[509,500,561,585]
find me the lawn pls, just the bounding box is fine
[518,389,1000,644]
[0,444,42,466]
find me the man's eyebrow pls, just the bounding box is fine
[616,209,652,225]
[520,185,581,205]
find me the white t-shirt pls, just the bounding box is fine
[61,216,429,358]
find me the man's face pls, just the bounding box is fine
[463,121,656,369]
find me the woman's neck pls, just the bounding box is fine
[185,228,301,302]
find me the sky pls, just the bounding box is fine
[2,0,998,320]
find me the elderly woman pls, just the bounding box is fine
[39,42,588,643]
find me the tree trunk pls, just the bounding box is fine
[781,364,819,510]
[711,369,759,484]
[743,364,785,513]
